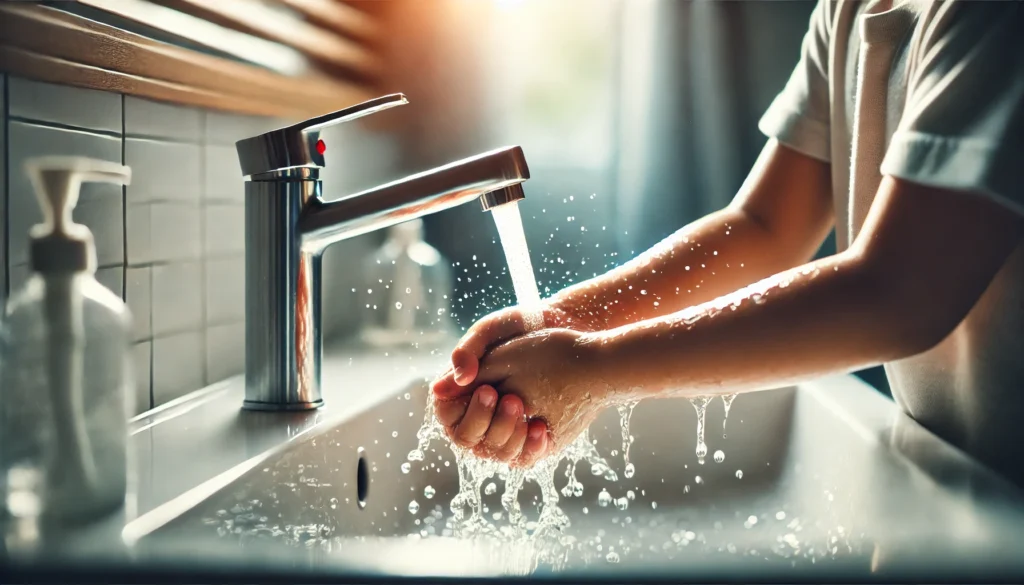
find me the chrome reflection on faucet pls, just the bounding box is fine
[235,94,530,410]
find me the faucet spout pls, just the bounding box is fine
[299,146,530,253]
[236,93,532,410]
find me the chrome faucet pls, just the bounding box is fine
[235,94,530,411]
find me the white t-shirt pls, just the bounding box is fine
[759,0,1024,484]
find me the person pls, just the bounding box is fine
[431,0,1024,484]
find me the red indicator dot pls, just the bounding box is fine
[316,139,326,155]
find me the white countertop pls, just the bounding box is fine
[5,339,1024,582]
[130,339,453,518]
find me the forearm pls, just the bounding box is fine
[548,141,833,331]
[549,207,808,329]
[584,250,927,401]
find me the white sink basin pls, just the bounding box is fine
[123,374,1024,580]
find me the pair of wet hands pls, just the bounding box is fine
[430,346,551,468]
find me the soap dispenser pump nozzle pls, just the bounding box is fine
[25,156,131,274]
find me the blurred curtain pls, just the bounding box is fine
[615,0,814,254]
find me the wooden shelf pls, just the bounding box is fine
[0,2,377,119]
[149,0,380,79]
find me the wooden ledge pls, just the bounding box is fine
[0,3,375,119]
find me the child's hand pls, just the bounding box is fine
[435,329,614,466]
[432,384,550,466]
[449,300,599,387]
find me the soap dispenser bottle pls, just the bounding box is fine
[0,156,134,527]
[360,218,455,346]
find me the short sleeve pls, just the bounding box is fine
[881,1,1024,218]
[758,0,833,163]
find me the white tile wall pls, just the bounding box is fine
[204,256,244,325]
[203,145,244,203]
[205,322,244,385]
[8,76,122,134]
[204,204,244,256]
[126,202,202,265]
[152,331,204,406]
[125,267,152,341]
[2,84,399,414]
[204,111,287,146]
[151,261,203,336]
[124,97,202,142]
[125,138,201,202]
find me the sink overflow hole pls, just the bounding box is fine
[357,453,369,509]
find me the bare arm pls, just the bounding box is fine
[582,177,1023,399]
[551,139,834,329]
[450,140,833,384]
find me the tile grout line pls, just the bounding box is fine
[199,110,209,388]
[8,115,208,147]
[122,93,154,412]
[7,115,122,140]
[3,74,9,301]
[121,94,127,302]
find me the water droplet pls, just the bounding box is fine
[424,486,435,499]
[407,449,424,461]
[329,497,339,509]
[484,482,497,495]
[713,450,725,463]
[405,287,412,294]
[598,489,612,507]
[395,301,403,310]
[695,475,704,485]
[401,462,411,474]
[408,500,420,514]
[735,470,744,479]
[776,511,786,520]
[615,497,629,511]
[392,431,399,438]
[606,551,620,563]
[747,515,757,525]
[624,463,635,479]
[626,490,636,501]
[437,308,446,315]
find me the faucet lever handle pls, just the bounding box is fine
[235,93,409,177]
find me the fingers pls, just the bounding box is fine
[439,388,549,467]
[516,420,549,467]
[434,394,470,429]
[451,386,498,449]
[431,370,465,400]
[474,394,523,458]
[451,310,526,386]
[496,419,529,461]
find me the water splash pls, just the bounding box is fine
[617,400,639,479]
[689,396,711,464]
[721,393,737,438]
[408,199,622,546]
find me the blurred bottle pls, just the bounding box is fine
[1,157,134,544]
[360,219,454,346]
